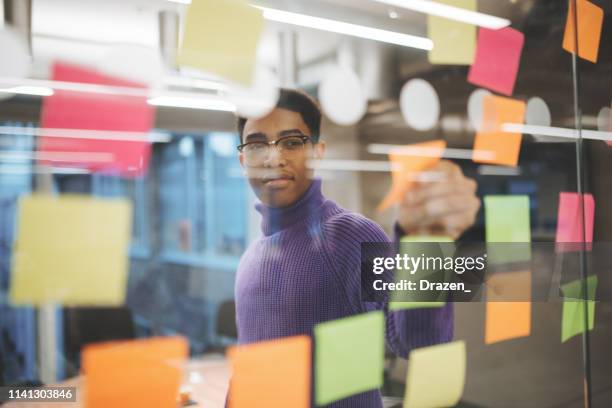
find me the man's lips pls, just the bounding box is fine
[261,174,294,187]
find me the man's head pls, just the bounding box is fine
[237,89,325,208]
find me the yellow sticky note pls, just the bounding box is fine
[562,0,603,63]
[177,0,264,85]
[485,270,532,344]
[404,340,466,408]
[10,195,132,306]
[428,0,476,65]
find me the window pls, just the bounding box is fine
[159,133,247,266]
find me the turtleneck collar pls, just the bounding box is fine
[255,178,325,236]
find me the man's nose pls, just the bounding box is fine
[263,144,286,166]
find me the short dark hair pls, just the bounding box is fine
[237,88,322,143]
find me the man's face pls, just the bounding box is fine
[239,108,325,208]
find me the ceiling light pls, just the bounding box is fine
[256,6,432,50]
[148,95,236,112]
[371,0,511,29]
[0,86,54,96]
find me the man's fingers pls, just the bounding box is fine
[403,193,480,224]
[405,178,477,207]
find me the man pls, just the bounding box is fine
[234,89,479,407]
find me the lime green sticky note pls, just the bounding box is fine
[428,0,477,65]
[390,236,454,310]
[10,195,132,306]
[561,275,597,343]
[484,195,531,263]
[314,312,384,405]
[404,340,466,408]
[177,0,264,85]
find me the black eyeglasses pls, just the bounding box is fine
[237,134,313,165]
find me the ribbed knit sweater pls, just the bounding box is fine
[235,179,453,407]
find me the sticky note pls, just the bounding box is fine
[428,0,476,65]
[314,312,384,405]
[562,0,603,63]
[378,140,447,212]
[561,275,597,343]
[484,195,531,263]
[227,336,310,408]
[484,195,531,242]
[473,95,526,167]
[39,62,154,178]
[390,236,454,310]
[10,195,132,306]
[403,340,466,408]
[178,0,264,85]
[555,192,595,252]
[82,336,188,408]
[468,27,525,96]
[485,270,531,344]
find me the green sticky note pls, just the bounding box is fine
[404,340,466,408]
[177,0,264,85]
[390,237,454,310]
[314,312,384,405]
[561,276,597,343]
[484,195,531,263]
[389,301,445,311]
[428,0,477,65]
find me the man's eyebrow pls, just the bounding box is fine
[278,129,306,137]
[244,132,267,142]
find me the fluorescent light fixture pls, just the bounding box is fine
[502,123,612,142]
[256,6,432,50]
[0,126,171,143]
[0,86,54,96]
[367,144,496,161]
[371,0,511,29]
[148,95,236,112]
[167,0,192,4]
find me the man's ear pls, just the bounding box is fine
[314,141,326,160]
[239,152,245,167]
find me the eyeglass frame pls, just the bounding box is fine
[236,134,314,156]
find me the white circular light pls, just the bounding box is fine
[399,79,440,131]
[98,45,165,87]
[319,66,367,126]
[0,28,30,79]
[525,97,551,127]
[467,88,492,132]
[597,106,610,132]
[226,65,280,119]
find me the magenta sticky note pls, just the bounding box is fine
[468,27,525,96]
[555,192,595,252]
[39,62,155,178]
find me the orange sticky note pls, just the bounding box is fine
[485,270,531,344]
[378,140,446,212]
[228,336,311,408]
[562,0,603,63]
[82,336,188,408]
[473,95,525,167]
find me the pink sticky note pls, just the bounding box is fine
[555,192,595,252]
[39,62,155,178]
[468,27,525,96]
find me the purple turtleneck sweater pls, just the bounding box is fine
[235,179,453,407]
